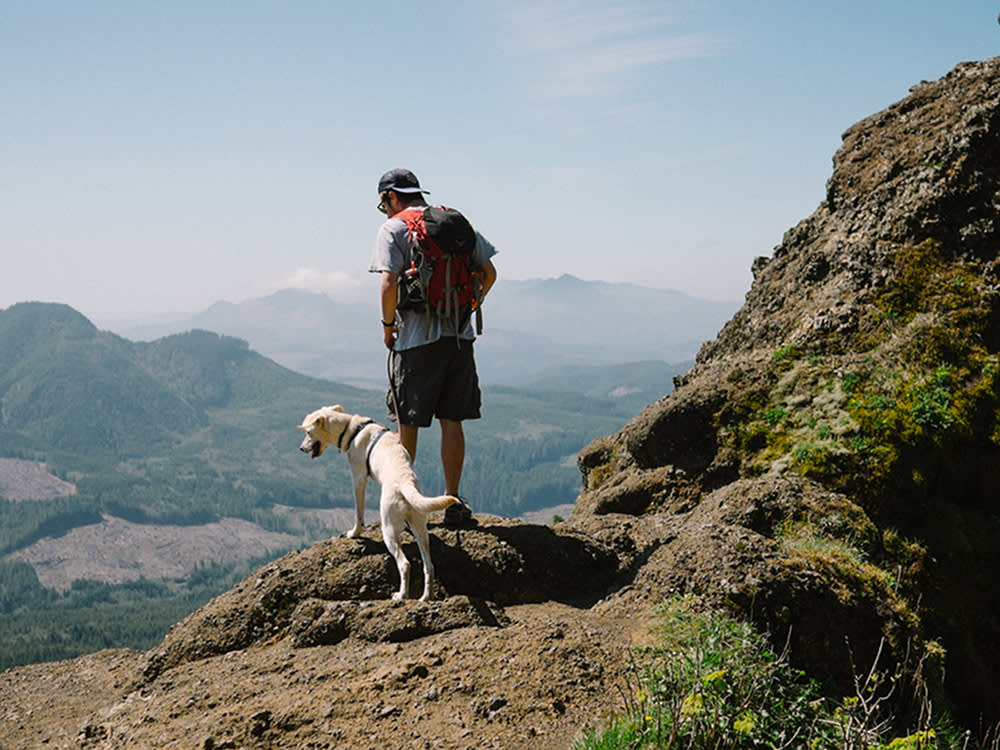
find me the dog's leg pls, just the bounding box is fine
[344,467,367,539]
[381,500,410,600]
[408,517,437,602]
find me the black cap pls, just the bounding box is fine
[377,168,430,195]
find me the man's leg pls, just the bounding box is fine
[439,418,465,496]
[441,418,473,526]
[398,423,419,462]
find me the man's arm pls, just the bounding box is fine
[380,271,399,349]
[477,259,497,300]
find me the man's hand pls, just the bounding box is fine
[382,321,397,349]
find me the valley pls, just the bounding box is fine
[0,298,699,670]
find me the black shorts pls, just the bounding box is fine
[386,339,482,427]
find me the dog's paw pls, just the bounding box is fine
[343,526,362,539]
[391,592,405,601]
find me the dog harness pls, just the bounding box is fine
[336,418,390,477]
[364,428,390,477]
[336,418,373,453]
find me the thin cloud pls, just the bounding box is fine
[507,1,680,52]
[500,0,727,98]
[275,268,363,296]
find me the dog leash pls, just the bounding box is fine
[386,349,402,426]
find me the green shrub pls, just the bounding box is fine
[575,596,980,750]
[763,406,788,426]
[575,596,834,749]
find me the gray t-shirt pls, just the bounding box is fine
[368,210,497,351]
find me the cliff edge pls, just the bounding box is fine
[578,56,1000,724]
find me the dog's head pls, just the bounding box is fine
[297,404,350,459]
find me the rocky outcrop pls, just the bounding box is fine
[138,519,621,683]
[577,57,1000,723]
[4,493,917,749]
[134,476,908,697]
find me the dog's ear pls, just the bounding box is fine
[298,412,319,430]
[330,404,344,412]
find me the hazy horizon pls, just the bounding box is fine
[4,3,999,321]
[0,274,739,331]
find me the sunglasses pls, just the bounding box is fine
[377,191,392,214]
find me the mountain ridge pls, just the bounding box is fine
[105,276,737,386]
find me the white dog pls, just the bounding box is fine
[298,405,459,601]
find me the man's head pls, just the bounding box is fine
[377,168,429,216]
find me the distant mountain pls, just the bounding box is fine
[116,289,381,387]
[0,303,203,460]
[505,359,693,415]
[0,301,370,465]
[485,275,734,362]
[109,278,739,386]
[0,301,639,536]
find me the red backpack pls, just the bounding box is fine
[395,206,483,335]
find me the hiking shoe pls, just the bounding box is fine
[444,497,474,527]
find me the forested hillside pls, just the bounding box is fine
[0,301,684,668]
[0,302,669,536]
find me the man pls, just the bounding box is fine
[368,168,497,525]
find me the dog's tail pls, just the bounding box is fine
[400,483,460,514]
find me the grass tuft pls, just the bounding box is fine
[575,596,992,750]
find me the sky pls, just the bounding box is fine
[3,1,999,323]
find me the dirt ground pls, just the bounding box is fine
[0,480,899,750]
[1,601,640,750]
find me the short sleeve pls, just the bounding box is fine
[368,219,409,275]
